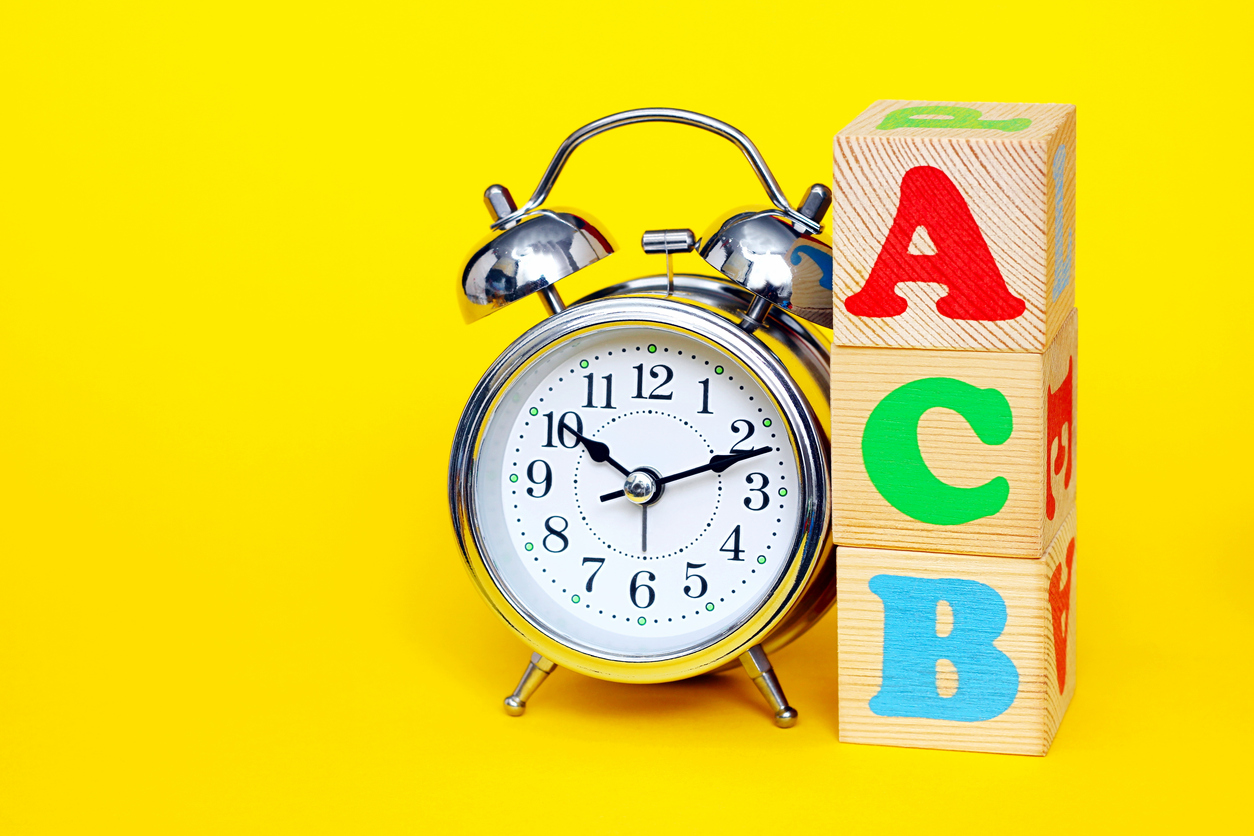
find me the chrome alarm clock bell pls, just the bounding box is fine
[448,108,835,727]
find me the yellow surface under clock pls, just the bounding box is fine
[1,1,1251,834]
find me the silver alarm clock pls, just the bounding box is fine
[449,109,834,726]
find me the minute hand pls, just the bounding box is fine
[599,446,773,502]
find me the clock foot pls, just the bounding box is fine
[739,644,798,728]
[503,652,557,717]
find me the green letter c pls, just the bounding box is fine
[862,377,1012,526]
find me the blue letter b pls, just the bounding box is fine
[869,575,1019,722]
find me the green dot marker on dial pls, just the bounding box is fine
[580,359,589,368]
[637,616,647,625]
[529,407,538,416]
[705,602,715,611]
[778,487,788,497]
[763,418,772,427]
[647,345,657,354]
[714,366,724,375]
[757,555,767,564]
[572,594,580,604]
[525,542,534,551]
[509,474,518,483]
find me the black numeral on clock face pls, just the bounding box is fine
[543,516,569,552]
[729,419,755,452]
[581,557,605,592]
[683,562,708,598]
[698,378,713,414]
[632,364,673,400]
[543,411,583,448]
[743,472,769,511]
[630,570,656,608]
[526,460,552,498]
[582,374,615,409]
[720,525,744,561]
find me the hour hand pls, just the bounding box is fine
[559,421,631,476]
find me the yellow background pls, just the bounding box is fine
[2,1,1250,832]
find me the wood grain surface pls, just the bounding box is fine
[836,509,1078,755]
[831,100,1076,352]
[785,236,834,327]
[832,309,1077,557]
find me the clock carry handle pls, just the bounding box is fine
[461,107,833,326]
[487,108,822,234]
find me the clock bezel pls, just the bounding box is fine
[449,292,829,683]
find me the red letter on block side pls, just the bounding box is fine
[1048,538,1075,694]
[844,166,1027,321]
[1046,357,1075,521]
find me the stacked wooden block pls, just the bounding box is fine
[829,101,1078,755]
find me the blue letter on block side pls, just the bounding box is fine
[869,575,1019,722]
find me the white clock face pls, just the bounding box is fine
[472,324,803,659]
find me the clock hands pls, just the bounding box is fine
[564,416,773,537]
[599,446,774,502]
[556,420,672,550]
[560,411,772,500]
[558,420,631,476]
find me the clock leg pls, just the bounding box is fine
[503,652,557,717]
[739,644,798,728]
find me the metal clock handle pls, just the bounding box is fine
[489,108,822,234]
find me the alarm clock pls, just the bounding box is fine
[448,109,835,727]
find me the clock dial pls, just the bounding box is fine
[473,325,803,659]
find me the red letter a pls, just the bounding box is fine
[844,166,1026,321]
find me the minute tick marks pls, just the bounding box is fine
[495,327,802,641]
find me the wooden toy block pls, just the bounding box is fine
[831,100,1076,352]
[786,239,835,328]
[836,508,1077,755]
[832,308,1076,558]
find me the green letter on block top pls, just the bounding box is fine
[862,377,1012,525]
[877,105,1031,133]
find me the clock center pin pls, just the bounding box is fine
[623,468,663,506]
